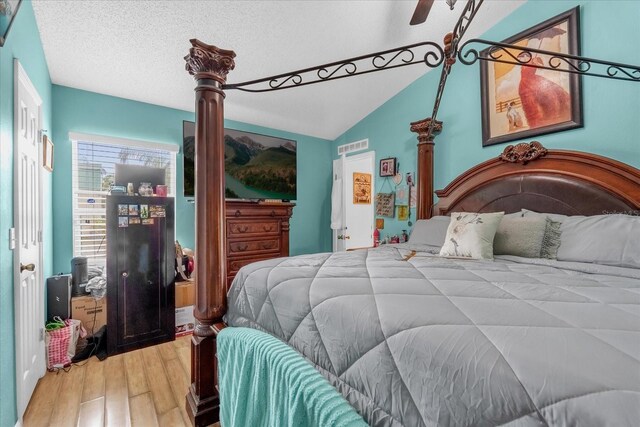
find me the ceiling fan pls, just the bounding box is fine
[410,0,458,26]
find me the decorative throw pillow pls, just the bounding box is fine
[439,212,504,260]
[521,209,570,223]
[540,218,562,259]
[493,216,562,258]
[494,216,547,257]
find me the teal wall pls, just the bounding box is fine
[0,1,53,426]
[334,0,640,239]
[52,85,333,273]
[3,0,640,425]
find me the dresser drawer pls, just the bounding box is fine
[227,255,279,276]
[226,204,292,219]
[227,220,280,237]
[228,237,280,256]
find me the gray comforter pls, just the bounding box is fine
[225,244,640,426]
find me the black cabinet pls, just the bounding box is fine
[106,195,175,355]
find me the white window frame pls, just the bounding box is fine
[70,132,178,265]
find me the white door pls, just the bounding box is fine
[14,60,45,419]
[332,156,346,252]
[343,151,375,250]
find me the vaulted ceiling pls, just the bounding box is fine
[32,0,525,140]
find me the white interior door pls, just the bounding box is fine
[14,60,45,419]
[343,151,375,250]
[332,157,346,252]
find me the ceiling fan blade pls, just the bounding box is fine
[410,0,435,26]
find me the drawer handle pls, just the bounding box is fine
[235,225,249,233]
[235,210,242,217]
[236,244,248,252]
[270,210,276,217]
[263,225,275,232]
[261,242,275,250]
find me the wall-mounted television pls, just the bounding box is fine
[183,121,297,201]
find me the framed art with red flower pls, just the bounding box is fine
[480,7,583,147]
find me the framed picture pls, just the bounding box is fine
[379,157,396,177]
[395,185,409,205]
[397,205,409,221]
[0,0,21,47]
[352,172,371,205]
[375,193,395,217]
[480,7,582,147]
[43,135,54,172]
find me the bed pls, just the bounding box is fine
[223,145,640,426]
[180,2,640,426]
[226,247,640,426]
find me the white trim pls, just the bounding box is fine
[15,62,42,106]
[69,131,180,153]
[15,419,23,427]
[344,150,375,161]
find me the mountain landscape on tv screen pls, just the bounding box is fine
[183,126,297,200]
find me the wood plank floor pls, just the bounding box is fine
[22,335,220,427]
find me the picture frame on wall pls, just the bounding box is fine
[43,135,54,172]
[352,172,372,205]
[480,7,583,147]
[379,157,396,177]
[375,193,395,217]
[0,0,22,47]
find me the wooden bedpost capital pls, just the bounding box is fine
[410,117,443,144]
[410,117,443,220]
[185,39,236,84]
[185,40,234,427]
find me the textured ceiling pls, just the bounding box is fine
[32,0,525,140]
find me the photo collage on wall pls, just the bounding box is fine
[375,167,417,221]
[118,203,166,227]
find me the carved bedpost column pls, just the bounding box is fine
[184,39,235,427]
[410,118,443,220]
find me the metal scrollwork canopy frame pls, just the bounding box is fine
[223,41,445,92]
[458,38,640,82]
[221,0,639,139]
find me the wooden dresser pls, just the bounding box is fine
[225,201,294,290]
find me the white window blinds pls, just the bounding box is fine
[71,133,178,263]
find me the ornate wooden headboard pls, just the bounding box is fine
[432,142,640,216]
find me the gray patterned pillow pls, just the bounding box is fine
[439,212,504,260]
[494,216,547,257]
[494,216,562,258]
[541,218,562,259]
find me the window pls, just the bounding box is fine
[71,132,178,264]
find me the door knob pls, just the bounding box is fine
[20,263,35,272]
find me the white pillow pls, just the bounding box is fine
[557,214,640,268]
[439,212,504,260]
[409,216,450,247]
